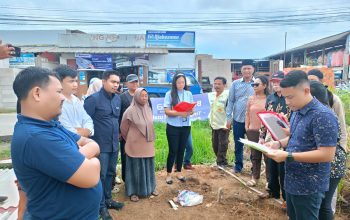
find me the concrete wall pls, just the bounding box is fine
[0,68,20,111]
[196,54,232,87]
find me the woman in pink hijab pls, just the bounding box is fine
[120,88,157,202]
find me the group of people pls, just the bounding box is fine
[213,59,347,220]
[3,42,347,219]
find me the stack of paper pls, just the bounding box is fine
[239,138,272,153]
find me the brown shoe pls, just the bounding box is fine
[184,163,195,170]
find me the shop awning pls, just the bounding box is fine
[21,46,168,54]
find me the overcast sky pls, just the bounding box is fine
[1,0,349,59]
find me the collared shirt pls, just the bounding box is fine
[285,98,338,195]
[84,88,121,153]
[11,115,102,219]
[59,94,94,136]
[163,90,193,127]
[209,90,229,130]
[226,78,255,123]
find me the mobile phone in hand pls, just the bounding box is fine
[13,46,21,57]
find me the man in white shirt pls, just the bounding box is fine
[55,65,94,137]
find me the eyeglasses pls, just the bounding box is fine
[251,83,260,87]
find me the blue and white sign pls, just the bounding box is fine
[166,69,195,82]
[151,93,210,122]
[146,31,195,49]
[9,53,35,69]
[76,53,113,70]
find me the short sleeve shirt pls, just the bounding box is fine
[11,115,102,219]
[285,98,338,195]
[164,90,193,127]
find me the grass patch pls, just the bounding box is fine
[154,120,233,171]
[336,90,350,126]
[0,141,11,160]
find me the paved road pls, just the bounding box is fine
[0,113,17,137]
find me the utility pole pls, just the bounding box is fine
[284,32,287,68]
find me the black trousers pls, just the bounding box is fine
[166,124,191,173]
[268,158,286,200]
[120,139,126,182]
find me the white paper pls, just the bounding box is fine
[239,138,272,153]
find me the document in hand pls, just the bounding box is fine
[173,102,197,112]
[239,138,272,154]
[257,111,289,141]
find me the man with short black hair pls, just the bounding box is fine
[209,76,229,167]
[226,59,255,173]
[84,70,124,220]
[11,67,102,219]
[55,65,94,137]
[266,70,338,220]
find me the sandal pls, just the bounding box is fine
[130,195,139,202]
[177,176,186,182]
[166,177,173,185]
[281,201,287,210]
[246,179,257,187]
[258,192,273,199]
[151,191,159,196]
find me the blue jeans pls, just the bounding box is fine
[286,191,325,220]
[184,133,193,165]
[319,178,341,220]
[99,151,118,209]
[232,120,246,172]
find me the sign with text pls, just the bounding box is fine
[9,53,35,69]
[151,93,210,122]
[76,53,113,70]
[146,31,195,49]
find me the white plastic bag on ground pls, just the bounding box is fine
[177,190,203,207]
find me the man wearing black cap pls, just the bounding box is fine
[226,59,255,173]
[258,71,290,209]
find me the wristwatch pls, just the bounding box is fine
[287,151,294,162]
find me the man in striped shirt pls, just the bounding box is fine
[226,59,255,173]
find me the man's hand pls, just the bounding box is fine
[0,41,14,59]
[265,141,281,150]
[226,121,232,130]
[281,127,290,137]
[76,128,91,137]
[266,150,288,163]
[77,137,100,159]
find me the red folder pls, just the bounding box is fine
[173,102,196,112]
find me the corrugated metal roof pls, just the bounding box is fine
[0,169,18,220]
[21,46,168,54]
[267,30,350,58]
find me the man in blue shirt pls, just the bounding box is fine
[226,59,255,173]
[266,70,338,220]
[11,67,102,219]
[84,70,124,220]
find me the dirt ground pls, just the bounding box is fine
[108,165,349,220]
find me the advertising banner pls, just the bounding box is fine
[76,53,113,70]
[151,93,211,122]
[146,31,195,49]
[9,53,35,69]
